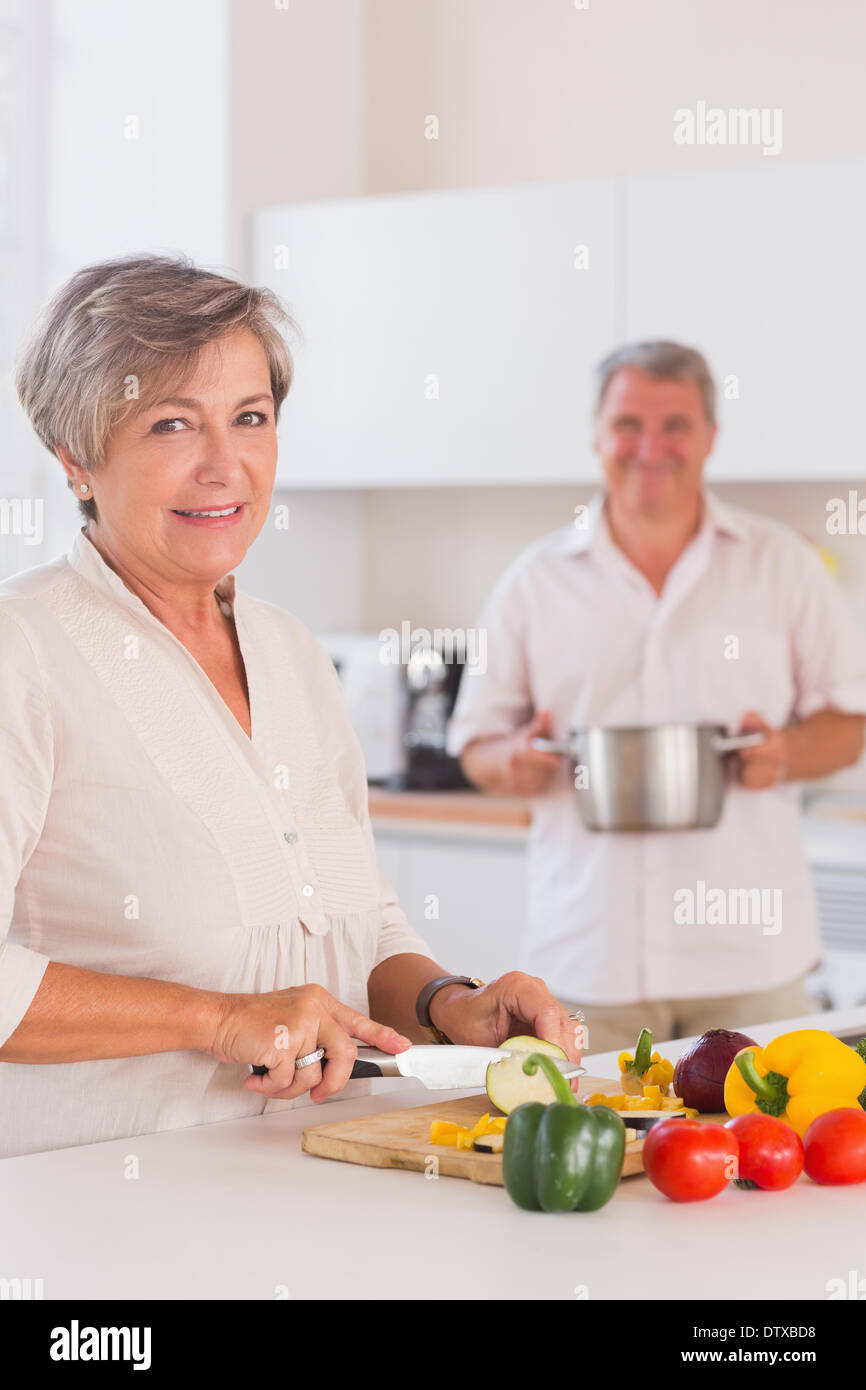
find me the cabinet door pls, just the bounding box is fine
[372,829,529,983]
[253,179,619,487]
[625,160,866,481]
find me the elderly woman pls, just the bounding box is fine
[0,253,580,1158]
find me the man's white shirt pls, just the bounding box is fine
[446,491,866,1005]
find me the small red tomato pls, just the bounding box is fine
[643,1118,739,1202]
[724,1113,804,1190]
[803,1108,866,1186]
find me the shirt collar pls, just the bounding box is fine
[700,489,746,541]
[557,488,744,556]
[67,526,238,616]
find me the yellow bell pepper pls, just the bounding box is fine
[429,1113,507,1148]
[724,1029,866,1137]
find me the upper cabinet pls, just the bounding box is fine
[253,159,866,488]
[625,160,866,481]
[253,180,621,487]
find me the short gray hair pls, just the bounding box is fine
[14,253,298,522]
[594,340,716,425]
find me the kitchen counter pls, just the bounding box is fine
[368,787,532,831]
[3,1004,865,1301]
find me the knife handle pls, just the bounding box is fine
[249,1063,379,1078]
[250,1049,398,1080]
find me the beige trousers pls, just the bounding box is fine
[560,975,814,1057]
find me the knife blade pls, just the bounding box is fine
[250,1045,584,1090]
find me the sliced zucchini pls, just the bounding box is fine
[617,1111,687,1132]
[485,1035,569,1115]
[473,1132,504,1154]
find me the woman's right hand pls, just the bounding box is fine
[207,984,413,1103]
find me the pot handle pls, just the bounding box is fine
[711,731,767,753]
[531,737,575,756]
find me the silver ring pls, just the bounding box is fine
[294,1047,326,1070]
[567,1011,585,1022]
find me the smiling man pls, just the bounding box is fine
[447,341,866,1053]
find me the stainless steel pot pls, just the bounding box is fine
[532,724,765,831]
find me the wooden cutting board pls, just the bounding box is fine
[301,1074,671,1186]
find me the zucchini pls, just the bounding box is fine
[473,1132,504,1154]
[485,1035,569,1115]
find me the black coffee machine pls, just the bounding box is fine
[402,640,472,791]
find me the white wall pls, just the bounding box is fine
[229,0,366,271]
[364,0,866,191]
[233,489,365,631]
[3,0,232,578]
[48,0,229,278]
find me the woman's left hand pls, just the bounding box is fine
[430,972,584,1063]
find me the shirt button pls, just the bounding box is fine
[301,884,314,897]
[283,831,298,844]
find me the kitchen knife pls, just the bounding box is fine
[250,1045,584,1090]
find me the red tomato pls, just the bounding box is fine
[643,1118,739,1202]
[724,1113,804,1190]
[803,1109,866,1186]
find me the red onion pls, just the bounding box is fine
[673,1029,758,1113]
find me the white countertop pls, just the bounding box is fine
[4,1005,866,1301]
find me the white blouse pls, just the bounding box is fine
[0,527,435,1157]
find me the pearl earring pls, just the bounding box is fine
[79,483,89,494]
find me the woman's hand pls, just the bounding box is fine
[430,972,584,1063]
[208,984,412,1102]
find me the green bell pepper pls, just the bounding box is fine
[502,1053,627,1213]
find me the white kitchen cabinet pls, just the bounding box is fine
[252,180,621,487]
[254,159,865,488]
[625,159,866,482]
[373,823,530,982]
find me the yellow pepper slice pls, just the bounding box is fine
[429,1120,469,1146]
[585,1092,628,1109]
[643,1060,675,1090]
[429,1113,508,1148]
